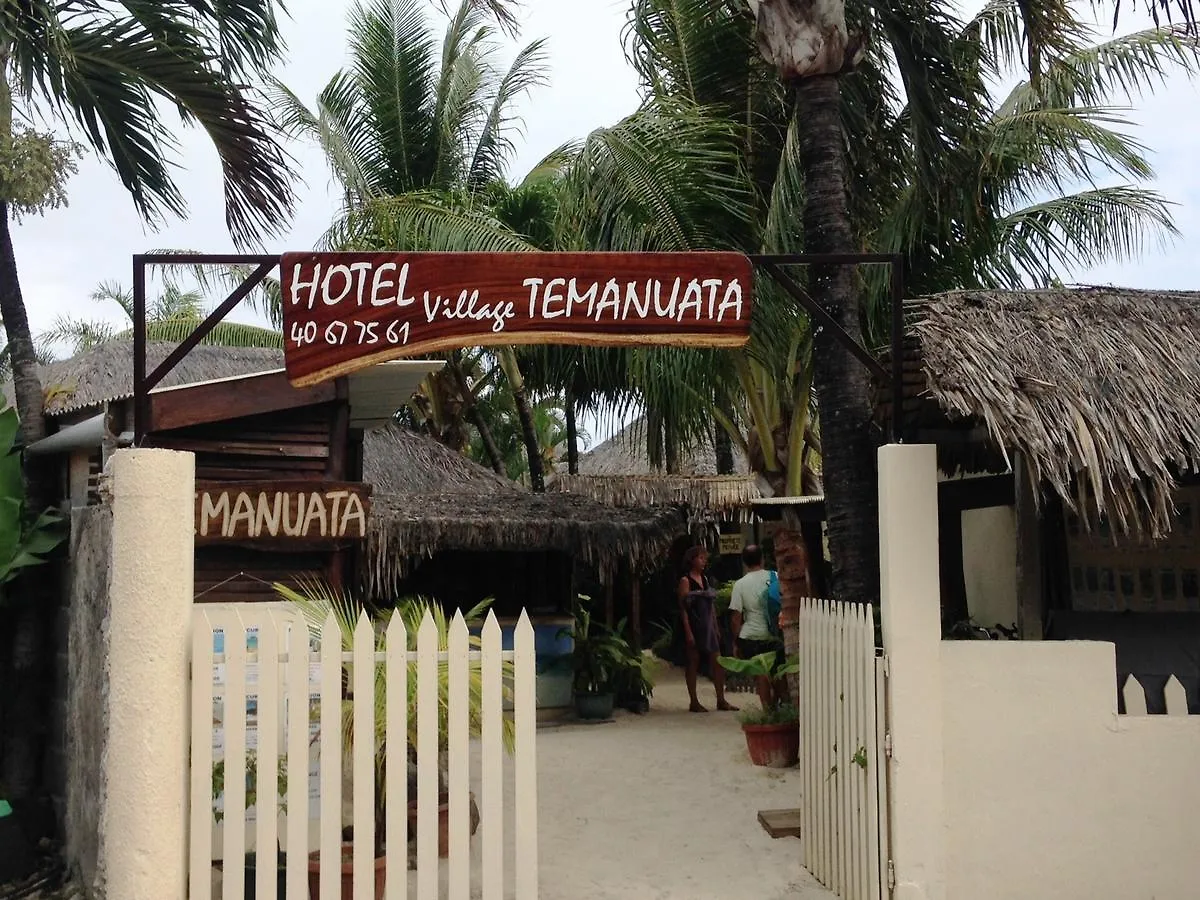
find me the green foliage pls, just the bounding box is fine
[211,752,288,824]
[1,0,295,247]
[562,598,632,695]
[719,650,800,723]
[275,576,516,853]
[41,280,283,358]
[718,650,799,681]
[0,406,65,598]
[738,701,798,727]
[0,128,82,219]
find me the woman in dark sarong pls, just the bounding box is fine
[677,545,737,713]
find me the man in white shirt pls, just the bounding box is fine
[729,544,786,709]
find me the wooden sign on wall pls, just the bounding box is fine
[280,251,754,386]
[195,481,371,544]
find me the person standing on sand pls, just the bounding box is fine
[729,544,787,710]
[677,545,737,713]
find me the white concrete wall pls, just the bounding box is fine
[100,449,195,900]
[960,505,1018,629]
[941,640,1200,900]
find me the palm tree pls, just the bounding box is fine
[0,0,294,814]
[744,0,1200,605]
[0,0,295,454]
[274,0,555,488]
[41,279,283,358]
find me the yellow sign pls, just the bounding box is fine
[718,534,744,555]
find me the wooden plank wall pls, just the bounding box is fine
[146,400,350,604]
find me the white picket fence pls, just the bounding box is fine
[1122,674,1191,715]
[797,598,890,900]
[189,605,538,900]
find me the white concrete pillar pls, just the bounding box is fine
[101,449,195,899]
[878,444,946,900]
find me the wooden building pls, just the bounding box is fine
[888,286,1200,710]
[16,342,683,616]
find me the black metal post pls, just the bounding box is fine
[890,259,906,443]
[132,255,148,444]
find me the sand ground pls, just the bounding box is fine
[520,665,835,900]
[209,664,836,899]
[448,663,836,900]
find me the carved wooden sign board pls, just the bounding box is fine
[280,251,754,386]
[195,481,371,545]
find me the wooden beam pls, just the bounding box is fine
[148,371,337,433]
[757,808,802,839]
[631,578,642,649]
[1014,452,1044,639]
[938,474,1015,512]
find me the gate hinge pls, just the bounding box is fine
[883,732,893,759]
[887,859,896,892]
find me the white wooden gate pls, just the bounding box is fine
[188,604,539,900]
[797,598,891,900]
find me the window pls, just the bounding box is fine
[1066,486,1200,612]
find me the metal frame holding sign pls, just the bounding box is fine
[129,251,907,444]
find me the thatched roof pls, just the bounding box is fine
[551,416,760,521]
[4,342,285,417]
[909,286,1200,535]
[549,473,764,519]
[361,426,685,593]
[575,416,750,476]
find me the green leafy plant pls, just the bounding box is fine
[211,752,289,824]
[561,597,634,696]
[718,651,801,725]
[275,578,515,856]
[0,405,64,597]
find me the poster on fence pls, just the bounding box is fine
[210,624,323,824]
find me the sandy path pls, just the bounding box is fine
[212,665,836,899]
[520,665,835,900]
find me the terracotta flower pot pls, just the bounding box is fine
[306,843,385,900]
[407,792,480,858]
[742,722,799,768]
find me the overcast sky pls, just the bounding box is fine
[11,0,1199,363]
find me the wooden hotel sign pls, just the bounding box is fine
[195,481,371,544]
[280,251,754,386]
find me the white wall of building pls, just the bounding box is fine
[960,505,1018,629]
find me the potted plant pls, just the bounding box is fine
[211,752,289,898]
[277,580,514,899]
[718,651,801,768]
[609,617,658,714]
[562,599,633,720]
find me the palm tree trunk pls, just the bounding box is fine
[665,423,681,475]
[565,387,580,475]
[0,63,56,813]
[795,74,881,605]
[498,349,545,492]
[0,62,47,455]
[774,526,813,706]
[448,356,504,475]
[714,398,736,475]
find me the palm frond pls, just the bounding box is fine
[980,186,1178,287]
[320,193,538,253]
[467,38,549,191]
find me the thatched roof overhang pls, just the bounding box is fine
[549,473,764,521]
[907,286,1200,536]
[361,427,686,594]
